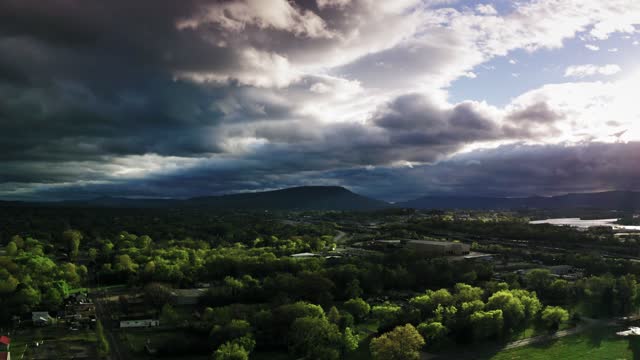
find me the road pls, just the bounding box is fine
[88,271,133,360]
[500,324,587,350]
[333,230,347,244]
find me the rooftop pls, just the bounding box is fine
[407,240,466,246]
[171,288,208,297]
[0,336,9,345]
[291,252,319,257]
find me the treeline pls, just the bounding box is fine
[0,206,336,247]
[92,230,492,302]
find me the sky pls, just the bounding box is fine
[1,0,640,202]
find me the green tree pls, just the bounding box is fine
[417,321,448,348]
[342,327,359,353]
[0,271,18,294]
[114,254,138,273]
[328,306,341,325]
[547,279,571,305]
[210,320,254,351]
[344,279,363,299]
[62,229,82,260]
[433,304,457,326]
[344,298,370,321]
[486,290,525,330]
[136,235,153,249]
[213,342,248,360]
[410,289,453,318]
[526,269,553,294]
[459,300,485,318]
[42,287,63,308]
[615,275,639,315]
[289,316,342,360]
[454,283,483,303]
[370,324,425,360]
[15,286,41,312]
[10,235,24,249]
[371,302,402,327]
[541,306,569,330]
[61,263,81,285]
[88,248,98,261]
[160,303,179,325]
[470,310,503,340]
[6,241,17,256]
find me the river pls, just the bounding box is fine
[529,218,640,231]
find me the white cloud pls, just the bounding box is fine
[316,0,351,9]
[176,48,300,88]
[476,4,498,15]
[177,0,334,38]
[608,47,619,52]
[509,59,517,64]
[505,71,640,143]
[564,64,622,78]
[585,44,600,51]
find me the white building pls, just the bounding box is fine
[120,319,160,328]
[32,312,52,326]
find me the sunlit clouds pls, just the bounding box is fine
[1,0,640,200]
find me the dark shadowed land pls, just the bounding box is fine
[2,197,640,359]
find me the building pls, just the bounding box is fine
[32,312,52,326]
[405,240,471,256]
[291,252,319,258]
[170,288,208,306]
[548,265,573,276]
[120,319,160,328]
[0,335,10,360]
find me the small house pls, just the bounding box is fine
[0,336,9,351]
[0,335,10,360]
[32,312,52,326]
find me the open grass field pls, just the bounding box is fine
[489,327,638,360]
[8,326,97,359]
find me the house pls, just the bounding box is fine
[0,336,9,351]
[120,319,160,328]
[0,335,10,360]
[170,288,208,306]
[548,265,573,276]
[32,312,52,326]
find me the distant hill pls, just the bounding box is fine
[4,186,390,211]
[397,191,640,211]
[183,186,389,211]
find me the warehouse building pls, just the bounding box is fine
[405,240,471,256]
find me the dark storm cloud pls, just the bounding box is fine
[0,0,632,201]
[507,102,564,124]
[0,0,365,164]
[311,141,640,201]
[18,141,640,202]
[372,94,500,145]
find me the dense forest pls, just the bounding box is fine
[2,206,640,359]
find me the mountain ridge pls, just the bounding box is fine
[0,186,390,211]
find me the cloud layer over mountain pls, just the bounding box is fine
[2,0,640,200]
